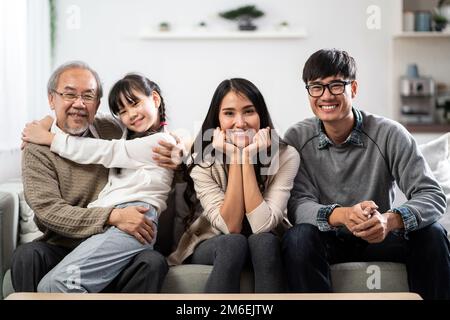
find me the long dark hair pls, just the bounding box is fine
[108,73,167,139]
[183,78,285,228]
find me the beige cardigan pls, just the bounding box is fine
[167,145,300,266]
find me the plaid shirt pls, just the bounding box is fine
[317,107,364,150]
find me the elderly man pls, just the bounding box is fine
[11,61,178,293]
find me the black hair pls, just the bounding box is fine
[302,49,357,83]
[108,73,167,174]
[183,78,285,228]
[108,73,166,139]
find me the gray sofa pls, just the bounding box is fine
[1,133,449,298]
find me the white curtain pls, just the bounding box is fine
[0,0,50,181]
[26,0,51,123]
[0,0,28,151]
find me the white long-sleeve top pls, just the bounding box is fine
[50,129,176,215]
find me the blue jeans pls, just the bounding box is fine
[282,222,450,299]
[37,201,158,293]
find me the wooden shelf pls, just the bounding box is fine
[403,123,450,133]
[139,30,307,40]
[394,32,450,39]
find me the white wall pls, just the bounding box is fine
[0,149,21,182]
[53,0,398,137]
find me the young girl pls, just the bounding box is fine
[168,78,300,292]
[22,73,176,293]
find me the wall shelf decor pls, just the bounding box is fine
[394,31,450,38]
[139,30,307,40]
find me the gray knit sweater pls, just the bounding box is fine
[284,108,446,234]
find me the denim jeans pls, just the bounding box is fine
[37,201,158,293]
[282,222,450,299]
[191,232,285,293]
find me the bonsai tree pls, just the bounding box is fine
[159,21,170,32]
[433,12,448,31]
[219,5,264,31]
[433,2,449,31]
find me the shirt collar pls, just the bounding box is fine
[317,107,364,150]
[51,119,99,138]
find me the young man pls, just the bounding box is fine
[12,61,179,293]
[282,49,450,299]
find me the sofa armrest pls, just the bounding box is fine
[0,188,20,292]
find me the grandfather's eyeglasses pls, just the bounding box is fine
[52,90,97,104]
[305,80,352,98]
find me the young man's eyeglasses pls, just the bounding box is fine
[305,80,352,98]
[52,90,97,104]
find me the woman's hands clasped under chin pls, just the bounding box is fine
[243,127,271,159]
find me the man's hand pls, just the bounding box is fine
[352,211,389,243]
[352,210,404,243]
[152,132,186,170]
[329,200,378,231]
[108,206,156,245]
[22,122,55,147]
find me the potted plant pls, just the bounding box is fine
[438,0,450,28]
[219,5,264,31]
[159,22,170,32]
[433,12,448,31]
[278,21,290,31]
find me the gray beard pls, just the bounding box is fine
[64,122,89,136]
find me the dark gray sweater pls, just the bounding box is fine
[284,108,446,234]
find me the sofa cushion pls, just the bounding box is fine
[172,182,190,251]
[0,179,42,246]
[393,133,450,235]
[2,270,13,298]
[0,191,15,297]
[160,264,252,293]
[0,184,20,272]
[419,133,450,232]
[161,264,213,293]
[330,262,408,292]
[17,189,42,245]
[3,261,407,297]
[419,133,450,197]
[419,133,450,174]
[154,186,176,257]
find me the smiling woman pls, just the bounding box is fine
[219,91,260,149]
[168,78,300,294]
